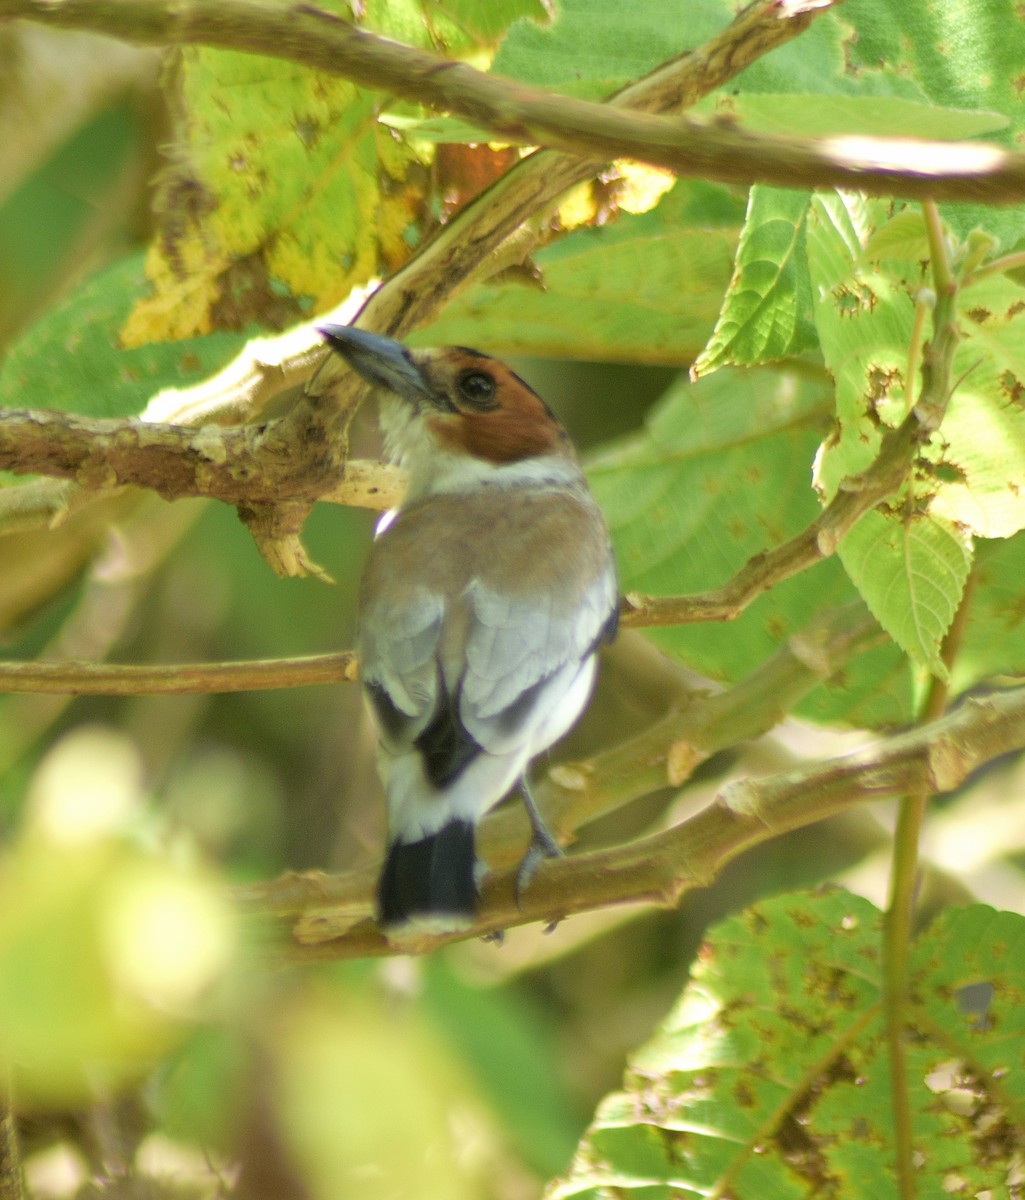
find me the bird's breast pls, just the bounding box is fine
[362,485,610,605]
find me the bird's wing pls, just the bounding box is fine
[459,560,618,754]
[358,582,444,739]
[358,490,617,785]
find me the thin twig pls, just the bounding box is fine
[621,400,934,626]
[0,652,357,695]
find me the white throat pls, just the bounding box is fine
[378,395,584,502]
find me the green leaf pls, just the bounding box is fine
[422,0,548,43]
[0,255,246,418]
[860,210,931,265]
[124,47,420,341]
[838,510,972,677]
[807,195,1025,545]
[796,638,913,729]
[914,905,1025,1105]
[695,92,1008,140]
[492,0,734,99]
[122,0,542,342]
[927,273,1025,539]
[415,214,737,364]
[588,367,866,684]
[693,187,816,376]
[953,532,1025,692]
[806,191,920,495]
[842,0,1025,244]
[553,891,1025,1199]
[804,194,954,670]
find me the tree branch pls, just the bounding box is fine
[3,0,1024,203]
[0,403,403,509]
[0,651,357,695]
[260,682,1025,961]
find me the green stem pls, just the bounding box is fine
[966,246,1025,284]
[883,201,964,1199]
[883,570,974,1199]
[921,200,953,296]
[0,1073,23,1200]
[904,290,933,417]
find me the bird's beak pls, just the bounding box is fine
[318,324,433,405]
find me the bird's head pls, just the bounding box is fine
[319,324,577,498]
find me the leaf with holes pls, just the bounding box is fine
[550,891,1025,1200]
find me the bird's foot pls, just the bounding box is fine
[514,818,563,908]
[514,775,564,907]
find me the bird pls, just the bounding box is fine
[318,324,618,932]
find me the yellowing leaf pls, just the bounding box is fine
[122,239,225,347]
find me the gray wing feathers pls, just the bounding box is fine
[359,584,443,720]
[461,569,616,734]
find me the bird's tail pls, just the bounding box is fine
[376,818,478,930]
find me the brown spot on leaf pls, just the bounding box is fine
[999,369,1025,407]
[866,364,903,407]
[966,306,992,324]
[733,1078,757,1109]
[832,281,878,317]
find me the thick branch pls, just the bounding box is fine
[0,404,401,509]
[3,0,1025,203]
[268,684,1025,961]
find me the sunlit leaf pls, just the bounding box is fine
[838,509,972,677]
[696,92,1008,140]
[927,273,1025,539]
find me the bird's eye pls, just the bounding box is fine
[456,369,497,409]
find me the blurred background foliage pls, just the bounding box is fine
[3,0,1025,1197]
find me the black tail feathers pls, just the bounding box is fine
[377,819,478,929]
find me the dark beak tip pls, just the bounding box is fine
[317,322,349,347]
